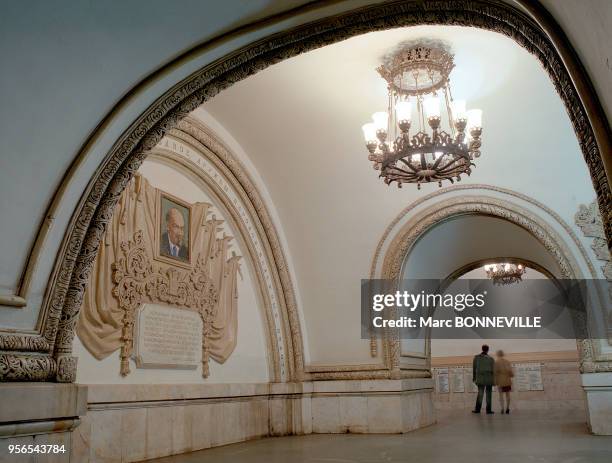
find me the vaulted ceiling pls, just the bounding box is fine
[0,1,609,353]
[200,25,598,362]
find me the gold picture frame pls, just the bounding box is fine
[155,190,192,269]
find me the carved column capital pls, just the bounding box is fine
[56,355,78,383]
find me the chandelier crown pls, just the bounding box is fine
[377,42,454,96]
[362,40,484,189]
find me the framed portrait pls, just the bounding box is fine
[155,191,192,268]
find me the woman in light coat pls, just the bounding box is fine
[494,350,514,414]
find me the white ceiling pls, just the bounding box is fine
[201,26,597,363]
[203,26,596,221]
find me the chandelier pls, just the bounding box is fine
[362,41,483,189]
[484,263,526,286]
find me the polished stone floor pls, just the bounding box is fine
[151,410,612,463]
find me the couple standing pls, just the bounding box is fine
[472,344,513,414]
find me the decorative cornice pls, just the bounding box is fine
[0,354,56,381]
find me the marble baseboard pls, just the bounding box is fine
[310,379,435,434]
[582,372,612,435]
[73,395,274,462]
[69,379,434,462]
[0,431,72,463]
[0,383,87,463]
[0,383,87,424]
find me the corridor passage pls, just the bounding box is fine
[151,410,612,463]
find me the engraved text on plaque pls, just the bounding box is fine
[134,304,202,369]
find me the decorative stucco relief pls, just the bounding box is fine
[76,173,241,378]
[575,200,612,344]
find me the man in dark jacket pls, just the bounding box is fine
[472,344,495,414]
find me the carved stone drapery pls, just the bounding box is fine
[575,200,612,277]
[3,0,611,382]
[575,200,612,343]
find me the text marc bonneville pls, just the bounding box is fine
[371,316,542,328]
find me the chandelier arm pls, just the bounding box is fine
[436,154,471,173]
[430,152,448,170]
[398,158,420,173]
[386,165,418,177]
[435,167,464,179]
[434,158,461,173]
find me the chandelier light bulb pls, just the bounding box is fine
[452,99,467,120]
[362,123,377,142]
[372,111,389,131]
[395,101,412,122]
[466,109,483,129]
[485,262,527,285]
[423,96,441,119]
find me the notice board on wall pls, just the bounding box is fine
[450,367,465,393]
[513,363,544,391]
[432,363,544,393]
[433,367,450,393]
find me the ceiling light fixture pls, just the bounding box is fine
[484,262,526,286]
[362,41,483,189]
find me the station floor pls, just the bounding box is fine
[150,410,612,463]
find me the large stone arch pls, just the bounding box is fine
[146,117,301,382]
[377,194,608,378]
[1,0,610,382]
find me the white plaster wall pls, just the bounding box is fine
[539,0,612,124]
[74,159,269,383]
[400,216,578,357]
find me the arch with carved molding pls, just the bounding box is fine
[1,0,610,382]
[139,117,302,382]
[376,194,610,378]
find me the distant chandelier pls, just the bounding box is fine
[362,41,483,189]
[484,263,526,286]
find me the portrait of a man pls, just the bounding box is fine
[159,194,190,263]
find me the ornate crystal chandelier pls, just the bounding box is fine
[362,41,483,189]
[484,263,526,286]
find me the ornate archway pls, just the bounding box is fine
[377,194,610,378]
[1,0,610,382]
